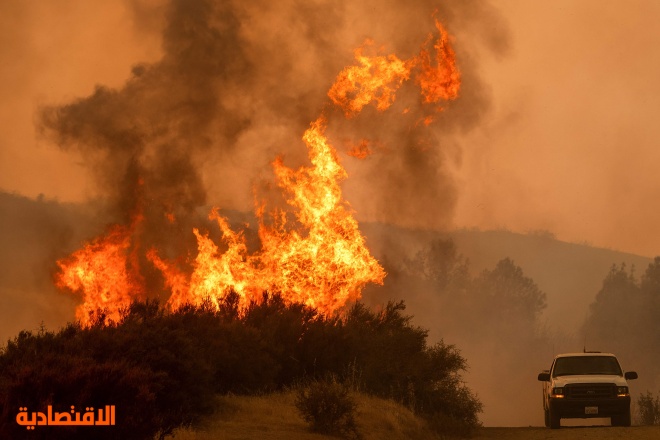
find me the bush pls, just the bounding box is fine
[295,377,360,439]
[638,391,660,425]
[0,294,481,438]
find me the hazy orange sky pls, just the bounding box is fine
[453,0,660,258]
[2,0,659,257]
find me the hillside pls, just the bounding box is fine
[360,223,653,335]
[166,391,442,440]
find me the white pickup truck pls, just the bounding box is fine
[537,352,638,428]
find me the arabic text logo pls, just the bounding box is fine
[16,405,115,429]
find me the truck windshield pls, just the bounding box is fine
[552,356,622,377]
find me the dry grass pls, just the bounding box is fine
[164,390,443,440]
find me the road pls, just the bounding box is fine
[473,426,660,439]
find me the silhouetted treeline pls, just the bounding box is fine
[365,238,551,425]
[584,257,660,400]
[0,294,481,439]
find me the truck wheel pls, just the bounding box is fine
[612,411,631,427]
[544,409,550,428]
[549,409,560,429]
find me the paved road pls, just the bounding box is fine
[473,426,660,439]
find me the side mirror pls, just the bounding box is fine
[625,371,638,380]
[538,372,550,382]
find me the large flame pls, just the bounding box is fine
[148,116,386,314]
[328,42,411,117]
[415,19,461,105]
[55,216,145,324]
[55,17,461,324]
[328,18,460,121]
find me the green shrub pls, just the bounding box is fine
[295,377,360,439]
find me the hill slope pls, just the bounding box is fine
[166,391,442,440]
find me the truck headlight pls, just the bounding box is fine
[617,386,629,397]
[552,387,564,398]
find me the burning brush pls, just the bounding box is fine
[55,17,461,325]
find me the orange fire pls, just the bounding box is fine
[328,18,460,119]
[54,17,460,323]
[55,217,145,325]
[328,42,411,117]
[148,210,260,311]
[148,116,386,314]
[414,19,461,105]
[346,139,373,159]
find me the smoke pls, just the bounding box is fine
[37,0,509,236]
[0,193,92,343]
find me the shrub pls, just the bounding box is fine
[638,391,660,425]
[0,295,482,438]
[295,377,360,439]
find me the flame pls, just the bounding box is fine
[54,16,460,322]
[328,42,411,117]
[148,210,261,311]
[259,116,385,311]
[346,139,373,159]
[149,117,385,314]
[414,19,460,105]
[327,18,460,117]
[55,217,145,325]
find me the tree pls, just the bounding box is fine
[584,264,641,350]
[473,258,547,336]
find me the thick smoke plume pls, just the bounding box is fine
[38,0,509,238]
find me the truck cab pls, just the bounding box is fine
[537,352,637,428]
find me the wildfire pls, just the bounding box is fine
[55,218,145,325]
[415,19,461,105]
[346,139,373,159]
[258,116,386,311]
[328,18,460,118]
[146,116,386,314]
[54,16,461,323]
[328,42,411,117]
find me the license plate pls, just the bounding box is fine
[585,406,598,415]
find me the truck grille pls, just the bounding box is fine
[565,383,615,399]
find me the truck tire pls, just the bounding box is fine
[612,411,631,427]
[544,409,550,428]
[549,409,560,429]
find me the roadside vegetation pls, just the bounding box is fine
[0,293,481,439]
[637,391,660,425]
[166,390,450,440]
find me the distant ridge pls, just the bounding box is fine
[0,190,652,339]
[360,222,653,333]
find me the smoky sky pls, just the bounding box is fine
[29,0,508,241]
[3,1,660,256]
